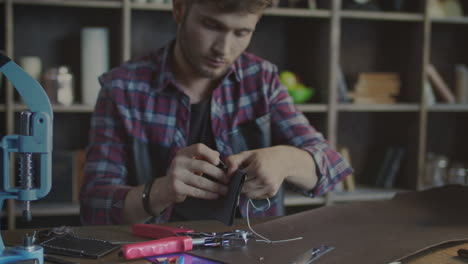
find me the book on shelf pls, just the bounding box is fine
[337,66,351,103]
[338,146,355,192]
[375,147,405,189]
[382,148,405,189]
[351,72,400,104]
[424,80,437,105]
[455,64,468,104]
[427,64,456,103]
[349,94,397,104]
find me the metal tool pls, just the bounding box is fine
[290,244,335,264]
[0,53,53,264]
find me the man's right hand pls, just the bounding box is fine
[151,144,229,212]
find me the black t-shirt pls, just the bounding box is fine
[171,96,242,221]
[186,96,216,149]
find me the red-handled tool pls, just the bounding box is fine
[121,236,205,260]
[132,224,194,239]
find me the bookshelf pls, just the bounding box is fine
[1,0,467,229]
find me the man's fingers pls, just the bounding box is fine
[226,151,251,176]
[185,172,229,195]
[178,184,220,200]
[189,159,228,184]
[242,178,263,193]
[182,143,220,165]
[244,188,270,200]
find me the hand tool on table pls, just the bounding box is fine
[290,244,335,264]
[122,224,252,260]
[0,53,54,264]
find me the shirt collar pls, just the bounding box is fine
[152,41,177,93]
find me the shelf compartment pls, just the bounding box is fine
[338,103,420,112]
[338,112,420,190]
[13,5,122,105]
[340,20,424,103]
[130,9,176,58]
[426,112,468,169]
[12,0,122,8]
[430,23,468,103]
[340,11,424,22]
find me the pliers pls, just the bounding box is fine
[121,224,252,260]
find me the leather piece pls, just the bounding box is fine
[172,169,247,226]
[192,185,468,264]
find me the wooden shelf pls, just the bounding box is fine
[0,202,80,217]
[331,186,402,203]
[10,104,94,113]
[431,17,468,25]
[340,10,424,22]
[284,186,402,207]
[338,103,420,112]
[52,104,95,113]
[131,4,331,18]
[284,190,325,206]
[131,2,172,11]
[264,8,331,18]
[297,104,327,113]
[427,104,468,112]
[12,0,122,8]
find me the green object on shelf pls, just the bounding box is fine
[280,70,298,88]
[289,85,315,104]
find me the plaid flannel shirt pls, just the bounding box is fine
[80,42,353,225]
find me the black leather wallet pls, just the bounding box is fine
[172,169,247,226]
[39,234,119,259]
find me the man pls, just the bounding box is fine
[80,0,352,225]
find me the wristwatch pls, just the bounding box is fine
[142,178,156,216]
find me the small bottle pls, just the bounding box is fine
[43,66,74,106]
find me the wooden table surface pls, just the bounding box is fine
[3,219,467,264]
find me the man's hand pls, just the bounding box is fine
[226,145,317,199]
[152,144,229,210]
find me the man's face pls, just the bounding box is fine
[175,2,261,79]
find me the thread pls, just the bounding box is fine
[246,198,303,244]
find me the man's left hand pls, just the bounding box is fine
[225,145,317,199]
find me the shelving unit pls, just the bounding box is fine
[1,0,467,229]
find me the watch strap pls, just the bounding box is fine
[142,178,156,216]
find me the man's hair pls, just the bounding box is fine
[187,0,272,14]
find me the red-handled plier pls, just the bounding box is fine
[121,235,206,259]
[122,224,201,259]
[132,224,194,239]
[122,224,251,260]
